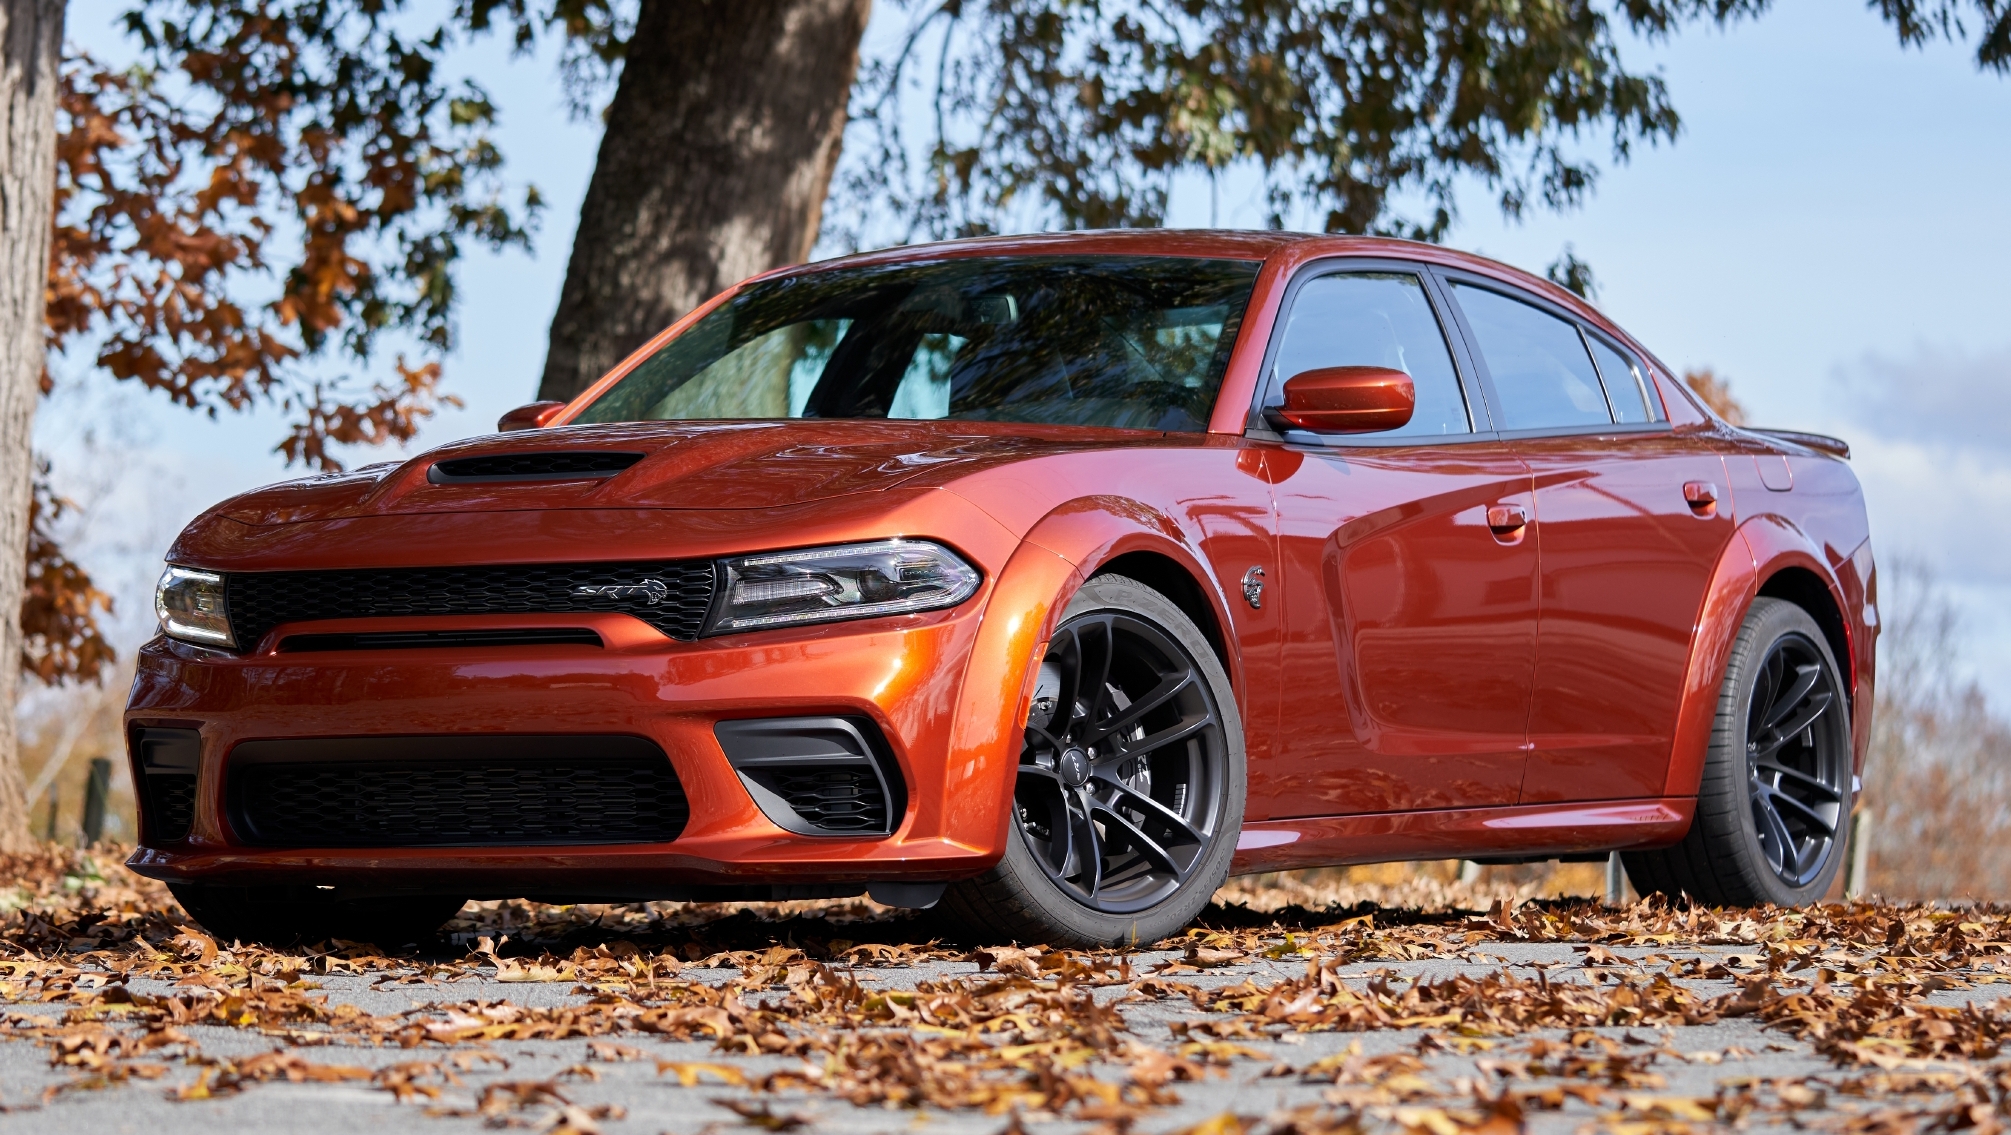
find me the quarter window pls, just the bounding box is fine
[1451,283,1612,431]
[1268,272,1471,437]
[1585,335,1657,423]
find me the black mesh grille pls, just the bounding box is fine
[429,451,643,482]
[227,735,688,847]
[762,767,889,833]
[148,776,196,842]
[225,560,715,649]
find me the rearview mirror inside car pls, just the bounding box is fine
[497,401,567,432]
[1270,366,1416,434]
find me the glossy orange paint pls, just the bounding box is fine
[127,231,1874,899]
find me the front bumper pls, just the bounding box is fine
[123,601,1025,899]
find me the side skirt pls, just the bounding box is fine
[1229,798,1694,875]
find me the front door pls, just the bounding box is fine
[1442,279,1736,802]
[1260,266,1539,815]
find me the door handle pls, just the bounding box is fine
[1683,481,1719,517]
[1486,504,1529,537]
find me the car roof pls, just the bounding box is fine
[788,229,1596,324]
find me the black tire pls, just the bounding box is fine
[937,573,1246,947]
[169,883,466,950]
[1624,597,1854,906]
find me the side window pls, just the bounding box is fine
[1450,283,1612,431]
[1268,272,1471,437]
[1585,335,1658,423]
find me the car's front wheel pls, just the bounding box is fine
[1625,597,1854,906]
[169,883,466,950]
[938,573,1245,947]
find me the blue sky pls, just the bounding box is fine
[46,0,2011,702]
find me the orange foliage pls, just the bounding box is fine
[1682,368,1747,425]
[30,1,541,680]
[19,466,116,685]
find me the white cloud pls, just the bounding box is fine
[1829,346,2011,706]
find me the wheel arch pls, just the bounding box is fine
[943,498,1248,863]
[1756,565,1854,708]
[1019,498,1245,693]
[1665,513,1856,800]
[1090,550,1234,683]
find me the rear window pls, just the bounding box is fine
[572,256,1261,433]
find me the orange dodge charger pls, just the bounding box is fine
[130,231,1875,946]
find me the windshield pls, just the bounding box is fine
[571,256,1262,433]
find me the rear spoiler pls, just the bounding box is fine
[1750,429,1850,460]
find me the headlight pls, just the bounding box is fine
[709,539,980,633]
[155,565,234,647]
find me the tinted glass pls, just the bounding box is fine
[572,257,1261,433]
[1269,272,1470,437]
[1452,283,1613,431]
[1586,335,1657,423]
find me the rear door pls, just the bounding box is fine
[1439,275,1735,803]
[1258,263,1539,815]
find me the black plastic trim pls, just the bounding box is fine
[714,716,906,838]
[278,628,603,652]
[427,451,644,483]
[133,727,201,844]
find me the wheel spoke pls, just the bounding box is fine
[1051,627,1086,735]
[1754,691,1833,758]
[1093,775,1206,848]
[1761,784,1836,837]
[1069,791,1102,897]
[1089,800,1188,881]
[1758,664,1822,732]
[1083,619,1116,731]
[1752,758,1842,800]
[1111,713,1212,759]
[1024,721,1066,755]
[1086,670,1194,744]
[1754,794,1797,877]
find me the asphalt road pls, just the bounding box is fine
[4,933,1985,1135]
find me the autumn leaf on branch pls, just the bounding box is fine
[19,464,116,684]
[34,0,539,676]
[49,0,538,469]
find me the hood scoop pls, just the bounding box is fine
[428,451,645,484]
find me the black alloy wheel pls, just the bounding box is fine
[1624,597,1854,906]
[1014,611,1231,914]
[937,574,1245,946]
[1744,632,1850,889]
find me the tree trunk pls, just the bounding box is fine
[0,0,62,851]
[537,0,872,402]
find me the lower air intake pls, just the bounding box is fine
[714,717,905,837]
[227,734,688,848]
[134,727,200,843]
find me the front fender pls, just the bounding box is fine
[943,496,1252,857]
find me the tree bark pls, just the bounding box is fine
[537,0,872,402]
[0,0,62,851]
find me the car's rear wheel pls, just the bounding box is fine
[169,883,466,950]
[1624,597,1853,906]
[938,573,1245,947]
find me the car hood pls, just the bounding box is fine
[214,420,1152,525]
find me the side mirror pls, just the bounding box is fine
[1270,366,1415,434]
[497,400,567,432]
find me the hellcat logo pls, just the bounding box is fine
[571,579,669,606]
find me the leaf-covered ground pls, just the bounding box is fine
[2,849,2008,1135]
